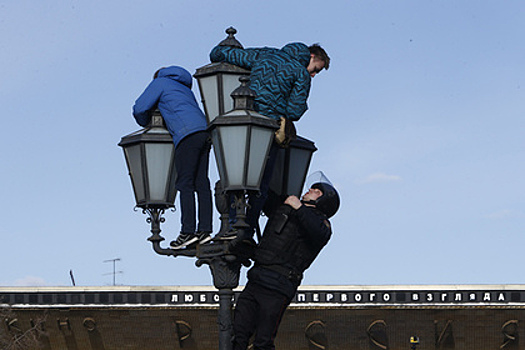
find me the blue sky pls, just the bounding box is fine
[0,0,523,287]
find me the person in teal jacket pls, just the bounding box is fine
[210,43,329,122]
[210,42,330,240]
[133,66,213,249]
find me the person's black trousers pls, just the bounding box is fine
[174,131,212,234]
[233,281,292,350]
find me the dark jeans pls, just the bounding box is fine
[233,281,292,350]
[174,131,212,234]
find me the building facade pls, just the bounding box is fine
[1,285,524,349]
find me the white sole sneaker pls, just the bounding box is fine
[198,235,213,245]
[170,236,199,249]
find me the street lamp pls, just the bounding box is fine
[209,76,278,231]
[193,27,250,124]
[194,27,250,124]
[269,136,318,197]
[118,110,177,209]
[209,76,277,192]
[118,110,184,257]
[119,32,276,348]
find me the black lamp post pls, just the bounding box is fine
[200,74,277,350]
[119,26,319,349]
[119,28,277,349]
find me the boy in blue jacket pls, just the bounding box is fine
[133,66,213,249]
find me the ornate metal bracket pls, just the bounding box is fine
[141,205,251,270]
[142,207,196,258]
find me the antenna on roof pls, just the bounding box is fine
[103,258,123,286]
[69,269,76,286]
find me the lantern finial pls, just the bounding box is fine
[150,110,166,127]
[231,76,256,111]
[218,27,244,49]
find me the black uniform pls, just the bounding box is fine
[232,196,332,350]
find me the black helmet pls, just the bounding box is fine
[311,182,340,218]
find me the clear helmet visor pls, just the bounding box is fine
[304,170,334,191]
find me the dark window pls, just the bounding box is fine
[155,293,165,303]
[14,294,24,303]
[57,294,66,304]
[99,293,109,304]
[114,293,123,303]
[71,294,81,304]
[128,293,137,303]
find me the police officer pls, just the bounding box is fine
[232,181,340,350]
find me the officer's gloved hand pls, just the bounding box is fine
[229,236,256,266]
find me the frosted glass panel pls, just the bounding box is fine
[287,148,311,197]
[222,74,244,113]
[199,76,219,123]
[247,126,273,188]
[124,144,145,203]
[145,143,174,201]
[219,126,247,187]
[166,169,178,204]
[211,130,226,184]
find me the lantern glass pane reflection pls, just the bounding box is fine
[124,144,145,203]
[211,130,226,185]
[247,126,273,187]
[217,125,248,187]
[145,143,174,201]
[198,75,219,123]
[221,74,244,116]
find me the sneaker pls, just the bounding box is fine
[170,233,198,249]
[213,229,238,241]
[196,231,212,245]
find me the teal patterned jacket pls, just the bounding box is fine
[210,43,311,121]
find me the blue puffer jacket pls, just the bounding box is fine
[210,43,311,121]
[133,66,207,148]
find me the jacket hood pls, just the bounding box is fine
[281,43,311,68]
[157,66,193,88]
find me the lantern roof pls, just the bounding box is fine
[118,113,173,147]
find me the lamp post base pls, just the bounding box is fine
[196,246,243,350]
[140,189,255,350]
